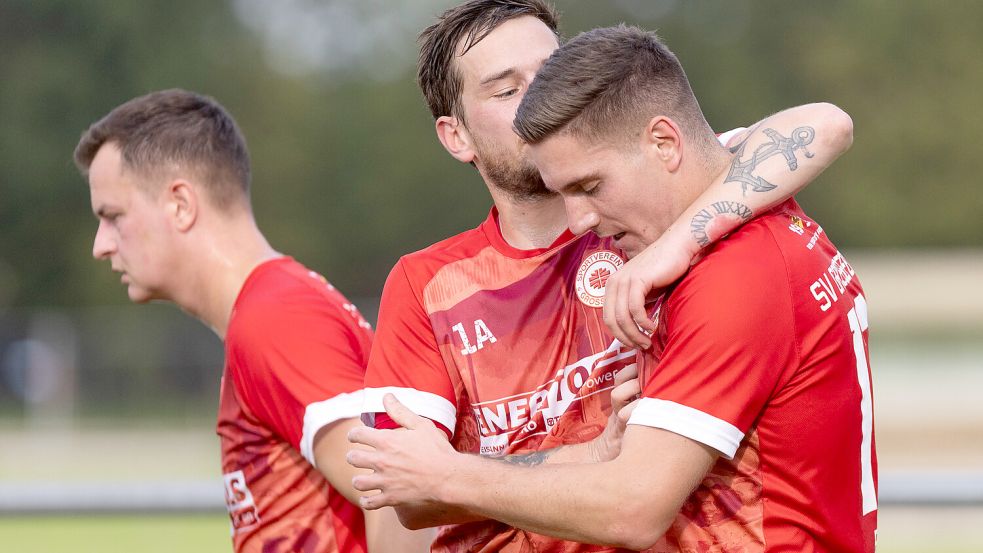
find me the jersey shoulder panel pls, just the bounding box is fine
[226,258,371,450]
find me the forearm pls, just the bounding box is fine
[676,102,854,256]
[393,443,607,529]
[434,427,714,551]
[498,440,608,466]
[391,502,486,529]
[441,454,642,547]
[364,507,435,552]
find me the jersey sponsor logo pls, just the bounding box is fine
[809,251,857,312]
[224,469,260,533]
[575,251,625,307]
[470,339,635,455]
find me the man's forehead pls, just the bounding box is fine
[455,16,559,86]
[89,142,124,175]
[532,135,613,187]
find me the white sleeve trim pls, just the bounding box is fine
[716,127,748,147]
[299,390,366,467]
[627,398,745,459]
[360,387,458,437]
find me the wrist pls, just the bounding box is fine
[659,223,702,265]
[436,452,476,508]
[591,425,618,463]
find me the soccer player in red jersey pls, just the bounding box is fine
[353,2,861,552]
[74,90,431,553]
[350,24,876,552]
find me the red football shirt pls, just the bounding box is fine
[629,200,878,552]
[364,208,637,553]
[218,257,373,553]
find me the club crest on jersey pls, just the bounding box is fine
[575,250,625,307]
[788,214,810,236]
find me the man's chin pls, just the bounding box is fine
[126,286,155,304]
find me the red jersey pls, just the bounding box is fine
[630,200,877,552]
[364,208,636,553]
[218,257,373,553]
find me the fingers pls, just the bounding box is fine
[348,425,386,449]
[346,446,380,472]
[613,363,638,387]
[621,277,652,350]
[382,393,423,430]
[629,277,657,336]
[610,375,641,412]
[618,399,639,423]
[351,471,383,492]
[604,269,655,350]
[359,491,394,511]
[603,271,633,347]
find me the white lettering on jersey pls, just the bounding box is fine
[452,320,498,356]
[809,251,856,312]
[471,339,636,455]
[576,251,626,307]
[806,225,824,250]
[224,469,260,533]
[473,319,497,349]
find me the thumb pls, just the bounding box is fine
[618,400,639,424]
[383,393,421,429]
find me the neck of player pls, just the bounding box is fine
[175,213,281,340]
[489,189,569,250]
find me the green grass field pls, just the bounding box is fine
[0,515,231,553]
[2,510,983,553]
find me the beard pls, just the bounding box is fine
[474,137,553,202]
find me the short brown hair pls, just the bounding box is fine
[514,25,712,148]
[417,0,559,122]
[74,89,251,209]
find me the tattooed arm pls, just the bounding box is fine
[603,102,854,348]
[498,360,640,467]
[349,363,641,529]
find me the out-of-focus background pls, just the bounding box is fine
[1,1,980,551]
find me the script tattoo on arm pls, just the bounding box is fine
[726,126,816,195]
[497,449,554,467]
[690,201,753,247]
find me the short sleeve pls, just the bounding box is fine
[362,259,457,435]
[627,227,797,459]
[717,127,748,147]
[227,290,370,467]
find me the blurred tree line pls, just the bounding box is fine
[2,0,981,309]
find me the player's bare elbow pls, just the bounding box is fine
[815,102,854,155]
[605,520,672,550]
[601,496,675,550]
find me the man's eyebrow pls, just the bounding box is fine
[479,67,518,87]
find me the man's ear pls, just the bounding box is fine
[643,116,683,173]
[435,115,476,164]
[166,179,198,232]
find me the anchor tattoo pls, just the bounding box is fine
[726,126,815,195]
